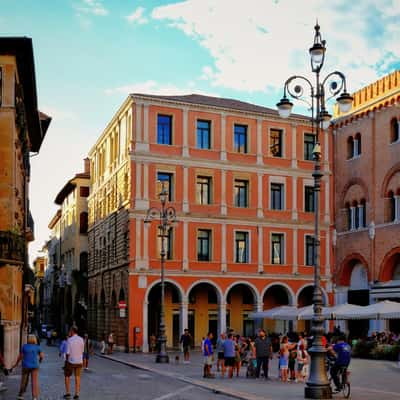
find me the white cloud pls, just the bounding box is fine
[105,80,218,97]
[151,0,400,95]
[74,0,108,17]
[126,6,148,25]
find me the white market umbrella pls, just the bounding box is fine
[336,300,400,320]
[322,303,365,320]
[248,305,296,319]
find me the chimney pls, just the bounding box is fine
[83,158,90,174]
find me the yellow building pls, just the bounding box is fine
[53,160,90,333]
[0,37,50,366]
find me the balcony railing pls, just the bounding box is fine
[0,230,25,265]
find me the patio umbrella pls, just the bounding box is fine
[297,305,332,320]
[335,300,400,320]
[322,303,364,320]
[248,305,297,319]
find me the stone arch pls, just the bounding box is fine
[337,253,370,286]
[223,281,260,304]
[145,278,185,303]
[340,177,369,206]
[381,162,400,197]
[186,279,223,304]
[260,282,296,306]
[296,284,328,306]
[379,247,400,282]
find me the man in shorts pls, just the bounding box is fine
[64,326,84,399]
[215,333,226,372]
[203,332,214,378]
[222,333,235,378]
[179,329,192,364]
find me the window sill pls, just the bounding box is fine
[346,154,361,161]
[389,140,400,146]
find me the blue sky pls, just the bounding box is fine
[1,0,399,262]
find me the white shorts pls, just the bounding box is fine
[204,355,213,365]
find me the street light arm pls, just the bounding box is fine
[144,207,162,223]
[320,70,347,102]
[284,75,314,106]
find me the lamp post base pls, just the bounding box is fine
[156,354,169,363]
[305,385,332,399]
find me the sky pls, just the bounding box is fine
[1,0,399,263]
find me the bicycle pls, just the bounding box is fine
[328,362,351,398]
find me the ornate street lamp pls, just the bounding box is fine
[277,23,353,399]
[144,182,177,363]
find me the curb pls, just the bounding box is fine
[98,353,269,400]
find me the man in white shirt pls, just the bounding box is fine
[64,326,84,400]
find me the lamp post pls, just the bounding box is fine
[144,182,177,363]
[277,23,352,399]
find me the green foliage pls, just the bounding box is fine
[353,341,400,360]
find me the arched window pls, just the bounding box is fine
[390,118,399,143]
[347,137,354,159]
[354,133,361,156]
[79,212,88,234]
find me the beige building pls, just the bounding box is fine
[0,37,50,366]
[53,160,90,333]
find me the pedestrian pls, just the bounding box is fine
[279,336,292,382]
[221,333,235,378]
[59,335,68,365]
[83,334,93,370]
[288,348,297,381]
[13,334,44,400]
[100,337,106,355]
[254,329,273,379]
[234,335,242,377]
[179,329,192,364]
[296,344,308,382]
[149,334,157,353]
[202,332,214,378]
[107,332,114,354]
[46,329,52,346]
[64,326,84,399]
[215,333,226,372]
[0,352,8,392]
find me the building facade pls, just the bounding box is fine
[88,93,335,350]
[52,161,90,334]
[333,70,400,336]
[0,37,50,367]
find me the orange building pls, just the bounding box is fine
[0,37,50,366]
[88,94,334,350]
[333,70,400,337]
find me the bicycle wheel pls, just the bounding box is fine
[342,382,350,398]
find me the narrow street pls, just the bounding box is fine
[0,344,232,400]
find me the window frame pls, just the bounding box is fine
[305,235,314,266]
[157,114,173,145]
[234,124,248,154]
[234,179,249,208]
[157,172,173,201]
[270,128,283,157]
[196,176,212,205]
[270,182,284,210]
[304,133,316,161]
[271,233,284,265]
[304,185,315,212]
[235,231,249,263]
[196,119,211,149]
[197,229,212,261]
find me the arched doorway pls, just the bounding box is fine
[379,251,400,333]
[110,291,117,344]
[348,264,369,339]
[187,282,222,346]
[147,282,183,348]
[297,285,325,334]
[262,284,293,334]
[98,290,106,341]
[225,283,258,337]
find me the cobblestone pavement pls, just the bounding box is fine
[103,350,400,400]
[0,344,234,400]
